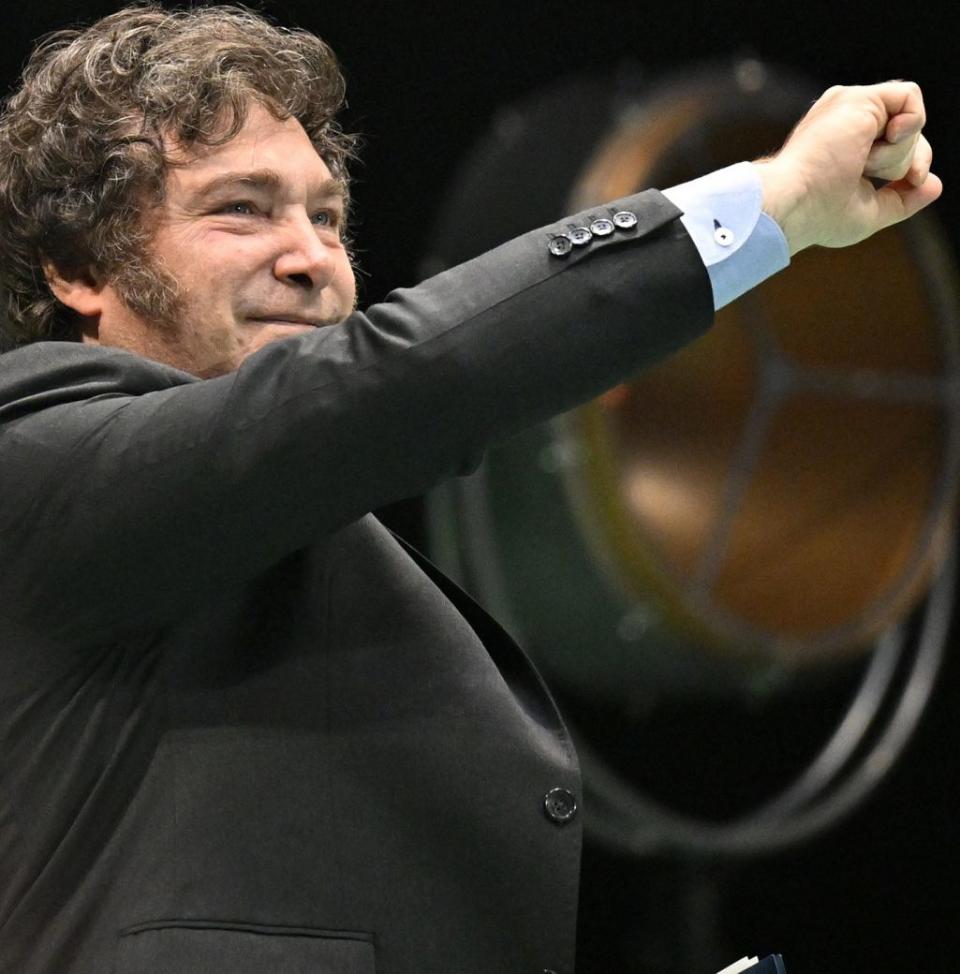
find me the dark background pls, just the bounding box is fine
[3,2,957,972]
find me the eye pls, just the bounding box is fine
[311,209,337,228]
[218,200,258,216]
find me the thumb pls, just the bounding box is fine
[875,171,943,230]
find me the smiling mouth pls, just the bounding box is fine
[247,316,325,328]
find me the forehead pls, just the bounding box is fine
[166,102,335,194]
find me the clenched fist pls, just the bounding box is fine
[755,81,942,255]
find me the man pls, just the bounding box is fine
[0,5,939,974]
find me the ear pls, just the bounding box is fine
[42,261,106,337]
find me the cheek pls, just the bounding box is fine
[172,240,265,304]
[335,253,358,310]
[169,226,266,272]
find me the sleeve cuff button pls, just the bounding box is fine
[589,217,615,237]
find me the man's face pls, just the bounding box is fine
[86,101,357,377]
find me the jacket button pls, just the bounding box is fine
[567,225,593,246]
[612,210,638,229]
[589,217,615,237]
[548,234,574,257]
[543,787,578,824]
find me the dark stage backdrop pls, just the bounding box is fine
[3,3,957,973]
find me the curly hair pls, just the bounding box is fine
[0,3,357,348]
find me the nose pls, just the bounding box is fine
[272,214,338,290]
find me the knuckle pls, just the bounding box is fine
[862,102,885,128]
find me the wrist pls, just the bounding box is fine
[753,158,809,256]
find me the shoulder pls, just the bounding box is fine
[0,341,196,422]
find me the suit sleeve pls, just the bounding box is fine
[0,189,713,644]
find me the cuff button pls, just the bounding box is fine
[548,234,574,257]
[714,225,735,246]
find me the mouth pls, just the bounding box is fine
[248,315,324,327]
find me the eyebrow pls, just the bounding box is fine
[189,168,348,204]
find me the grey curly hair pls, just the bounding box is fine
[0,3,357,348]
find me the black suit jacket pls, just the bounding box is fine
[0,189,713,973]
